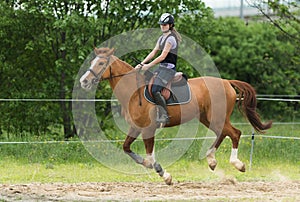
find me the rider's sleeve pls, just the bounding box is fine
[166,36,177,50]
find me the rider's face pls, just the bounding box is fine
[160,24,170,32]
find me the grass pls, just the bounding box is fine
[0,119,299,184]
[0,157,299,184]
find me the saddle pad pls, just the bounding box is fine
[144,82,192,105]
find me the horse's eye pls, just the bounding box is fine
[99,62,105,66]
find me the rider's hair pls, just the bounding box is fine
[170,26,182,43]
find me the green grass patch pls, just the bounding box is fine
[0,121,299,183]
[0,157,299,184]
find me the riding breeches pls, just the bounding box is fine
[151,65,176,95]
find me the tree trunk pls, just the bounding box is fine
[59,31,75,139]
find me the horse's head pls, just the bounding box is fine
[80,47,115,90]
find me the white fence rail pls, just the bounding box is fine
[0,95,299,168]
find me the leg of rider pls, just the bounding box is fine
[152,80,169,123]
[154,91,169,123]
[152,66,176,124]
[152,77,169,123]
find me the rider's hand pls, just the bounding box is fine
[141,64,150,71]
[135,64,143,70]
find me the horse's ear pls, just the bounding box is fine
[94,47,101,55]
[107,48,115,56]
[94,47,114,56]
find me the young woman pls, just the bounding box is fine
[135,13,182,125]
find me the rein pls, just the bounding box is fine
[88,55,137,83]
[87,54,144,106]
[131,57,144,106]
[100,70,137,81]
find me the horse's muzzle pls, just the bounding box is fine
[92,78,99,85]
[80,79,92,90]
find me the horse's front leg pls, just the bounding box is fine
[123,127,144,164]
[123,127,157,168]
[142,134,172,185]
[122,127,156,168]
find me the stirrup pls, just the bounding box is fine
[156,114,170,126]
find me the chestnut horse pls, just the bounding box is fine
[80,47,272,185]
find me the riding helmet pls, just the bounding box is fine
[158,13,175,25]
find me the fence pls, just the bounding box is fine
[0,96,299,168]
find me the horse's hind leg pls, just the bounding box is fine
[205,121,245,172]
[227,124,245,172]
[206,134,226,171]
[200,116,225,171]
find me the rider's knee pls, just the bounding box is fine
[151,84,162,96]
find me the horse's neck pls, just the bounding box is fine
[109,57,139,106]
[109,57,134,87]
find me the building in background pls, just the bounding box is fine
[202,0,260,18]
[202,0,299,18]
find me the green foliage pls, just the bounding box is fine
[0,0,299,139]
[1,122,299,164]
[249,0,300,43]
[0,0,215,139]
[0,123,299,183]
[0,0,299,185]
[206,17,299,119]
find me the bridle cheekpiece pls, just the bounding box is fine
[88,55,111,85]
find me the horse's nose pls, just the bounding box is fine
[92,78,99,85]
[80,71,90,83]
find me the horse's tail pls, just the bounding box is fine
[229,80,272,133]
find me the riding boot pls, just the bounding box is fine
[154,92,170,125]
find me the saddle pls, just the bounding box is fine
[144,71,191,105]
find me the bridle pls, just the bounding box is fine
[86,55,138,85]
[88,55,112,85]
[85,54,144,106]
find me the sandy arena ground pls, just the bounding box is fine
[0,180,299,201]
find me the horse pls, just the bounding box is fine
[79,47,272,185]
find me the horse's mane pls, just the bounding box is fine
[113,55,134,71]
[94,47,134,73]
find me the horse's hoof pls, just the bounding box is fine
[239,164,246,172]
[208,159,217,171]
[163,172,172,185]
[209,164,216,171]
[231,160,246,172]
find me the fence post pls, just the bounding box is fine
[249,127,255,171]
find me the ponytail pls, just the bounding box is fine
[171,27,182,43]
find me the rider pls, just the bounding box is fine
[135,13,182,125]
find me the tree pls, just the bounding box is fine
[0,0,216,139]
[206,17,299,119]
[246,0,299,118]
[247,0,300,43]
